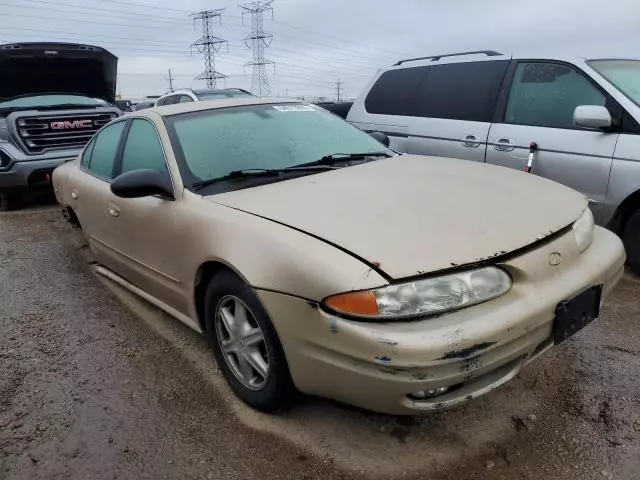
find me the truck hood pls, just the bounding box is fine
[0,43,117,103]
[209,155,588,280]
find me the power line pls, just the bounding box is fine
[0,30,380,77]
[99,0,191,14]
[0,0,192,24]
[0,11,190,31]
[240,0,275,97]
[272,19,409,57]
[191,9,228,88]
[0,7,400,67]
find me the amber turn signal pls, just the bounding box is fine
[324,290,379,316]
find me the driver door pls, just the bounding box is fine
[103,118,188,313]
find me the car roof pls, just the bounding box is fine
[386,50,640,70]
[191,88,249,95]
[136,97,300,118]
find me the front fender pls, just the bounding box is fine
[183,195,389,304]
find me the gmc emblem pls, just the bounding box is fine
[50,119,93,130]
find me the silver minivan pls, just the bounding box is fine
[347,51,640,272]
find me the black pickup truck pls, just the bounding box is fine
[0,42,122,210]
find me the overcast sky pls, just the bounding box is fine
[1,0,640,101]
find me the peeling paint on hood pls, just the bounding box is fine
[209,155,588,280]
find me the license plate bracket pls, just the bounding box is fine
[553,285,602,344]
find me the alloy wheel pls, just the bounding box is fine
[214,295,270,390]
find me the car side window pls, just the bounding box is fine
[164,95,180,105]
[120,119,169,175]
[85,121,126,180]
[81,138,96,168]
[179,95,194,103]
[505,62,607,129]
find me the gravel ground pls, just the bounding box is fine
[1,205,639,480]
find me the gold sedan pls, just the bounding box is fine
[53,98,625,415]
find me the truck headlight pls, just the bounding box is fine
[572,208,595,253]
[323,267,512,320]
[0,118,9,142]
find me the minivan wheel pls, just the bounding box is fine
[204,270,296,412]
[623,209,640,274]
[0,192,22,212]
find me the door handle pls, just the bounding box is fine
[494,138,516,152]
[461,134,481,148]
[107,203,120,217]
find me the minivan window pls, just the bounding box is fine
[365,67,426,116]
[86,121,126,180]
[365,61,508,122]
[414,61,508,121]
[505,62,606,129]
[589,60,640,107]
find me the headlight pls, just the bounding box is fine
[0,118,8,141]
[323,266,512,320]
[572,208,594,253]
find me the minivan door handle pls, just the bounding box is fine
[461,134,481,148]
[494,138,516,152]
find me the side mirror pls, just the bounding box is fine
[368,131,390,147]
[574,105,612,130]
[110,169,174,199]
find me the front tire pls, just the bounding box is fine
[0,192,22,212]
[623,210,640,274]
[204,271,296,413]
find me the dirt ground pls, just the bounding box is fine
[1,205,639,480]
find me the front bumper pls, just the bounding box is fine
[257,226,625,415]
[0,156,75,190]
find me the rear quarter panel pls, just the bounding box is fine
[52,158,78,205]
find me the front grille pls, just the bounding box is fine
[15,112,117,154]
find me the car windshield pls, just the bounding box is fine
[0,94,107,109]
[196,91,255,101]
[166,103,391,186]
[589,60,640,106]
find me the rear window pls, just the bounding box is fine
[365,61,508,122]
[197,91,254,101]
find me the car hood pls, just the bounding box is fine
[208,155,588,280]
[0,43,117,102]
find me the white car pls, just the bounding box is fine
[154,88,254,107]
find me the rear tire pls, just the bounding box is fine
[0,192,22,212]
[623,209,640,274]
[204,270,296,413]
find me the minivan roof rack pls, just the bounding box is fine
[393,50,503,66]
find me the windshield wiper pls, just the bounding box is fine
[293,151,392,168]
[191,166,335,191]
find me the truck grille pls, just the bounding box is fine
[15,112,117,154]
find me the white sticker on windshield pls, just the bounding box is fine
[272,105,316,112]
